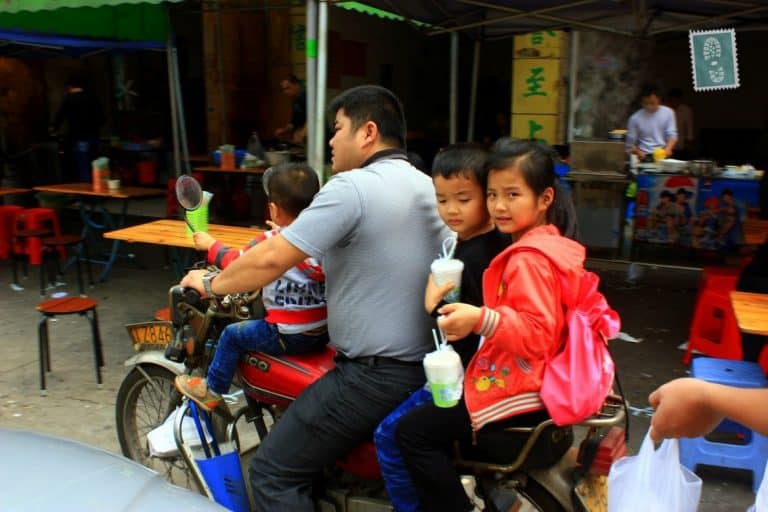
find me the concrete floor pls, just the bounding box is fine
[0,215,757,511]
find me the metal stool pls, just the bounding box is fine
[41,234,94,296]
[36,297,104,396]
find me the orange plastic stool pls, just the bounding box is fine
[683,287,743,364]
[0,205,24,259]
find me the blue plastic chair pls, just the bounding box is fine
[680,357,768,493]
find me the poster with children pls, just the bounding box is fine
[635,175,698,246]
[693,178,760,250]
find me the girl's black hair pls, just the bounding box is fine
[487,138,579,239]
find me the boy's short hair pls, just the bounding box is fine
[431,143,489,190]
[262,162,320,218]
[328,85,406,148]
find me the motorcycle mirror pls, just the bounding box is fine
[176,174,203,211]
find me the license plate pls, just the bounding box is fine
[126,321,173,351]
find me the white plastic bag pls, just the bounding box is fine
[147,406,213,458]
[608,430,702,512]
[747,460,768,512]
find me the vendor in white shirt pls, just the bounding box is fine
[626,84,678,162]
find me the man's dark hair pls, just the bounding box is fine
[263,162,320,218]
[668,88,683,99]
[432,143,489,190]
[328,85,406,148]
[640,83,661,98]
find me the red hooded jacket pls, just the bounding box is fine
[465,224,586,430]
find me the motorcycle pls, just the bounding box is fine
[115,175,629,511]
[116,281,628,512]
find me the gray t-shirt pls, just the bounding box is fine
[626,105,678,154]
[281,156,449,361]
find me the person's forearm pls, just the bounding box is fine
[209,235,305,295]
[665,138,677,155]
[707,385,768,436]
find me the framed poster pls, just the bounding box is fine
[689,28,740,91]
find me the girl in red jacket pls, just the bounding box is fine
[395,139,582,512]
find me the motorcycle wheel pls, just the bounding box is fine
[116,365,229,492]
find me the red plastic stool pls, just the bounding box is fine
[700,266,741,294]
[0,205,24,259]
[683,287,743,364]
[15,207,62,265]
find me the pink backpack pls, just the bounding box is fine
[540,270,621,426]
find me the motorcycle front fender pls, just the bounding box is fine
[123,350,187,376]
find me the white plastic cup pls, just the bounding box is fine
[431,258,464,303]
[423,346,463,408]
[107,179,121,191]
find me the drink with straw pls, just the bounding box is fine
[423,328,463,408]
[430,234,463,303]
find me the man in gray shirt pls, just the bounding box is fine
[626,83,677,161]
[181,85,448,510]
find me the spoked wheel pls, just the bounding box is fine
[115,365,199,490]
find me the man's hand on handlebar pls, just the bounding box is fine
[181,268,208,297]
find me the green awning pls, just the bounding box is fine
[335,1,432,28]
[0,1,181,42]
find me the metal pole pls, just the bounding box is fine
[450,31,459,144]
[567,31,579,142]
[467,40,480,142]
[172,46,191,175]
[215,0,228,143]
[313,0,328,182]
[306,0,317,179]
[166,42,181,177]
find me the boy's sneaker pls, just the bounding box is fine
[174,375,224,413]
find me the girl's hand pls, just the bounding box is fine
[424,273,457,314]
[436,303,482,341]
[193,232,215,251]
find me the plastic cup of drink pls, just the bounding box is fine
[423,347,463,408]
[186,205,209,236]
[431,258,464,303]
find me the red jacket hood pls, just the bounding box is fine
[496,225,585,298]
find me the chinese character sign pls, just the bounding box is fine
[689,28,739,91]
[514,30,563,58]
[512,59,559,114]
[511,115,557,145]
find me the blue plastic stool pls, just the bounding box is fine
[680,357,768,493]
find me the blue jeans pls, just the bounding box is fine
[207,319,328,395]
[374,386,431,512]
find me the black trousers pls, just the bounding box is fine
[396,399,550,512]
[248,356,424,511]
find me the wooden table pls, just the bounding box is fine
[33,183,166,281]
[743,218,768,246]
[105,219,260,277]
[730,291,768,336]
[0,186,32,197]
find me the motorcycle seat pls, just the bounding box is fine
[455,411,573,473]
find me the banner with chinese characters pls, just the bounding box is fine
[510,30,564,145]
[512,59,559,114]
[511,114,558,144]
[689,28,739,91]
[513,30,564,58]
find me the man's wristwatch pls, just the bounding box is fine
[201,271,220,298]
